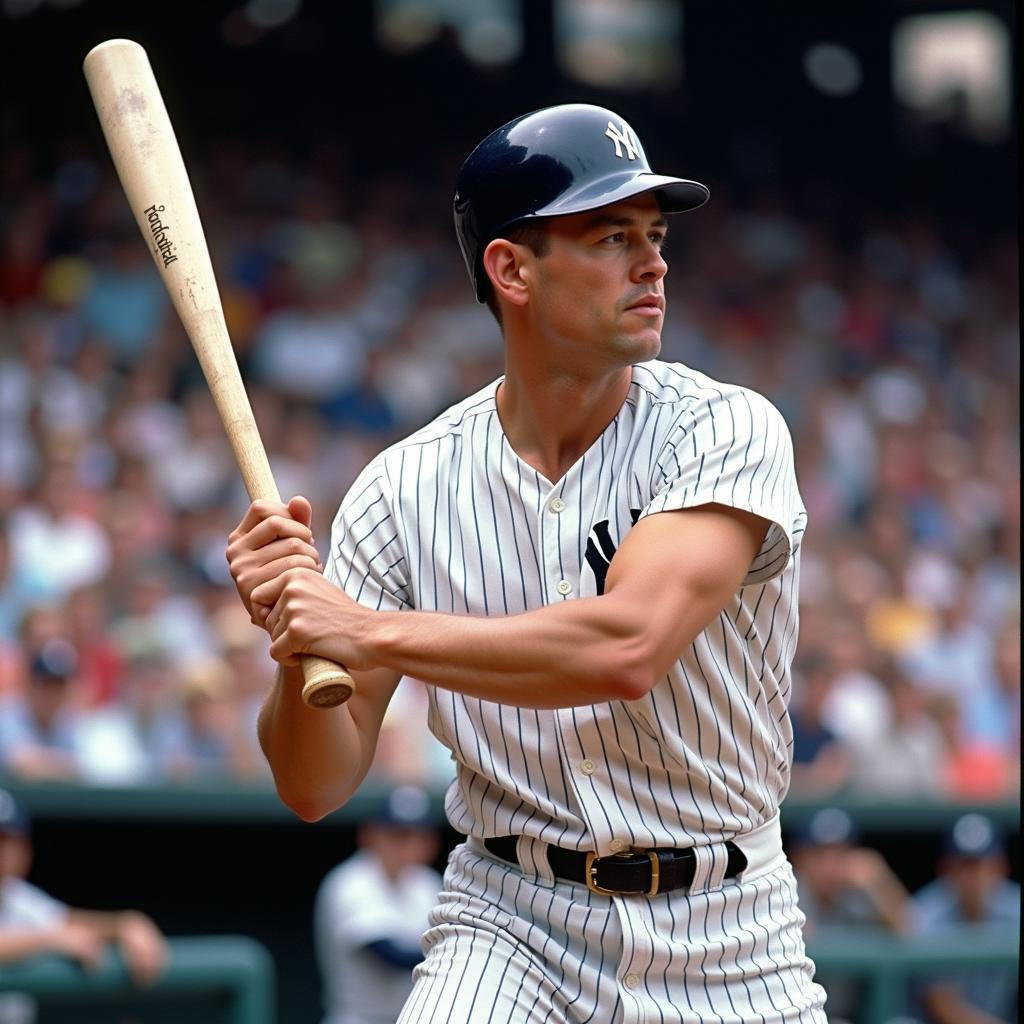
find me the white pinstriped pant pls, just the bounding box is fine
[397,816,827,1024]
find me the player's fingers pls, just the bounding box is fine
[240,554,321,603]
[287,495,314,530]
[240,514,315,552]
[245,535,321,568]
[228,535,321,601]
[229,499,293,539]
[265,601,281,636]
[250,570,293,610]
[268,631,301,667]
[253,557,321,598]
[264,578,303,637]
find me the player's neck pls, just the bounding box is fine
[496,363,632,484]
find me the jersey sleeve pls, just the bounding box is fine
[639,387,806,586]
[324,464,413,611]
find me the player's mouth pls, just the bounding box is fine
[623,294,665,317]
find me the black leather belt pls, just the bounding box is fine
[483,835,747,897]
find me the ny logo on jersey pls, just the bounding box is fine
[604,120,640,161]
[584,510,642,596]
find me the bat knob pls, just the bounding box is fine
[300,656,355,708]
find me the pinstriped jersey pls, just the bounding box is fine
[325,359,808,855]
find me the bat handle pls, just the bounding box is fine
[300,654,356,708]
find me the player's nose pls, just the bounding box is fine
[633,241,668,282]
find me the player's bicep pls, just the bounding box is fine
[603,503,768,677]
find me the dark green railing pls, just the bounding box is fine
[808,925,1019,1024]
[0,935,275,1024]
[1,775,1017,829]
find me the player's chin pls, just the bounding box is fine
[615,326,662,362]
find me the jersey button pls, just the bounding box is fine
[624,974,640,990]
[609,839,627,853]
[549,497,566,513]
[580,759,595,775]
[556,579,572,596]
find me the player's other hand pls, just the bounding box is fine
[226,495,324,628]
[252,567,372,672]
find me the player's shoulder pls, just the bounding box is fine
[632,359,787,423]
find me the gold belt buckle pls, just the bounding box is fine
[585,850,661,897]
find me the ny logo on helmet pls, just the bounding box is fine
[604,120,640,160]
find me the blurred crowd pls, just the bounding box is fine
[791,805,1018,1024]
[0,138,1018,799]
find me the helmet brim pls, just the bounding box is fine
[536,172,710,218]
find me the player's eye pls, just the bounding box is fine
[649,232,667,248]
[601,232,625,244]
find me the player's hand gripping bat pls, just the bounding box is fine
[83,39,354,709]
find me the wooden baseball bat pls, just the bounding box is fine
[83,38,355,710]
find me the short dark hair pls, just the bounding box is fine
[481,221,551,326]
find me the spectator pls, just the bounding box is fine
[6,461,111,602]
[78,228,168,366]
[212,604,275,781]
[74,632,189,784]
[0,134,1018,800]
[0,639,85,781]
[0,519,50,649]
[108,559,219,671]
[102,453,176,570]
[148,388,234,514]
[929,693,1015,801]
[818,618,891,749]
[789,652,853,797]
[0,788,167,1024]
[791,807,911,1024]
[174,657,239,779]
[991,617,1020,765]
[901,589,1003,748]
[370,678,457,790]
[64,584,122,708]
[107,357,184,466]
[250,270,370,408]
[909,813,1020,1024]
[2,606,67,698]
[845,660,947,799]
[313,785,443,1024]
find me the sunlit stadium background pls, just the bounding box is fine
[0,1,1017,1022]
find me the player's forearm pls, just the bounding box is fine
[258,665,373,819]
[359,594,656,708]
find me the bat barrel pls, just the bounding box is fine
[84,39,356,709]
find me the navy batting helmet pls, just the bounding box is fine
[453,103,710,302]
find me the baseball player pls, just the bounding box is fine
[314,785,443,1024]
[227,104,827,1023]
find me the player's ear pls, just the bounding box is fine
[482,238,530,310]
